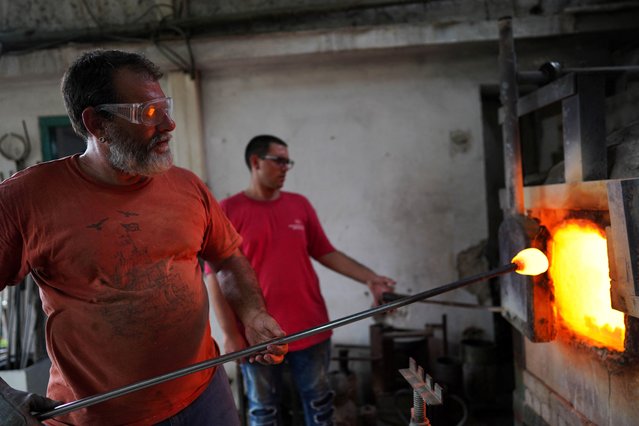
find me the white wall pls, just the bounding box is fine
[0,78,67,178]
[201,50,496,353]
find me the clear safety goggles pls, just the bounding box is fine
[94,97,173,126]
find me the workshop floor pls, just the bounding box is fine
[372,391,513,426]
[230,382,514,425]
[228,365,514,425]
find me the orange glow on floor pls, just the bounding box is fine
[548,219,625,351]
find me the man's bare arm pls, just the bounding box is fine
[318,250,396,306]
[214,249,287,363]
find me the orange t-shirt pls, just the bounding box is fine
[0,155,241,425]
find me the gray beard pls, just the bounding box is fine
[105,124,173,176]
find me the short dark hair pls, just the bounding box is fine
[61,49,163,140]
[244,135,288,169]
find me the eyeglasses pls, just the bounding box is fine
[94,97,173,126]
[260,155,295,170]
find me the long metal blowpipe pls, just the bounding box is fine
[381,292,503,311]
[36,248,547,420]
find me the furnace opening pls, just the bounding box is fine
[547,219,625,351]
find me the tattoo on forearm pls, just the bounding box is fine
[217,255,265,320]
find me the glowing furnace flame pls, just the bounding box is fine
[548,219,625,351]
[512,248,549,276]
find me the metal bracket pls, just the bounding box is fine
[399,357,443,406]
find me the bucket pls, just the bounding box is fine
[461,339,497,404]
[432,355,463,395]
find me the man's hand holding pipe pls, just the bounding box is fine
[0,378,61,426]
[242,310,288,364]
[367,275,396,306]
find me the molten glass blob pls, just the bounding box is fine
[512,248,549,276]
[549,219,625,351]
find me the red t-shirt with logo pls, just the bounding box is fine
[0,155,241,425]
[219,192,336,351]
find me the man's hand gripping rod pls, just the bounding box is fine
[37,248,547,420]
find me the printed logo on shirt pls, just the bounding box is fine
[288,219,305,231]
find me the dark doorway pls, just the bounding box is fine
[39,116,84,161]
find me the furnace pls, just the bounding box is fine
[496,17,639,425]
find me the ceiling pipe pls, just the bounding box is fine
[0,0,424,55]
[517,62,639,85]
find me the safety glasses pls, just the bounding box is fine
[260,155,295,170]
[94,97,173,126]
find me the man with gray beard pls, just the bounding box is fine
[0,49,287,425]
[102,117,173,176]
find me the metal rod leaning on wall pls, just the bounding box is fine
[36,262,518,421]
[382,292,504,312]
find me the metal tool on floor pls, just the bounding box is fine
[36,248,548,421]
[399,357,443,426]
